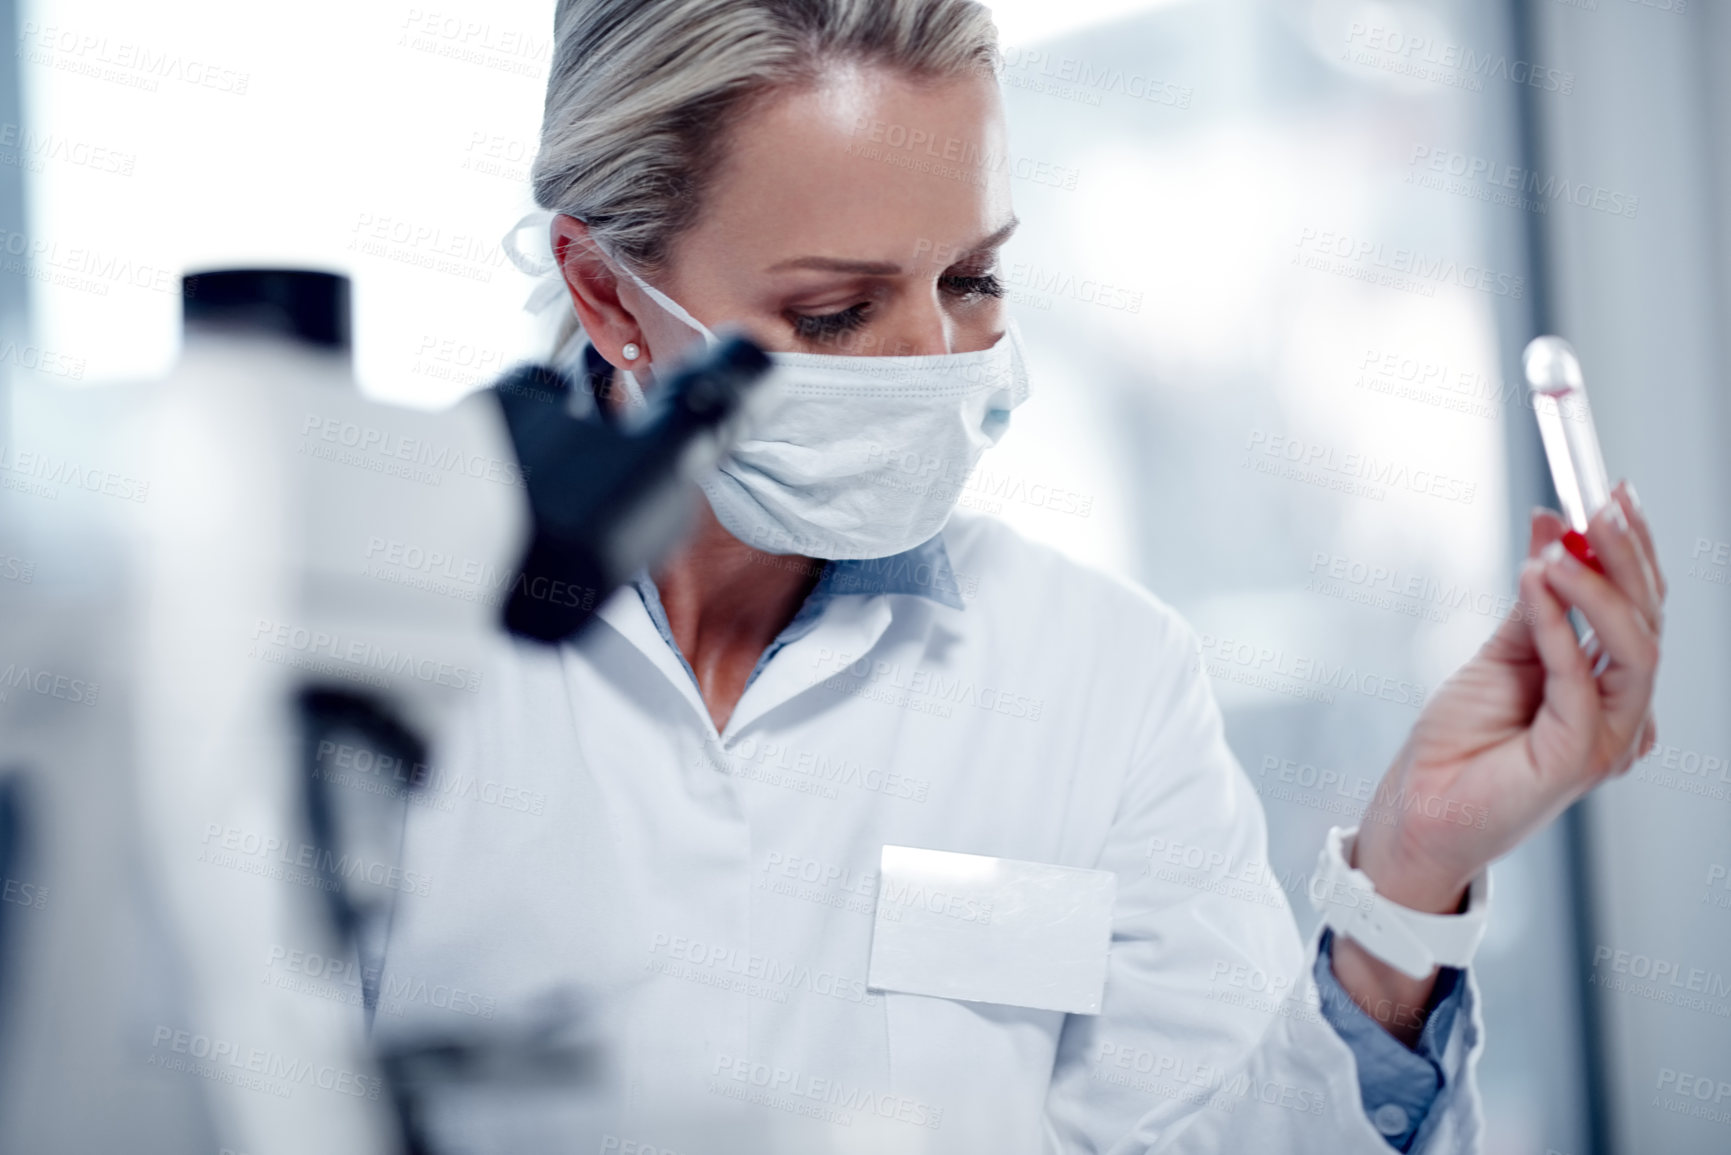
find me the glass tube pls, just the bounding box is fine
[1524,336,1611,535]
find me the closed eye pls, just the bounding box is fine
[787,268,1004,342]
[940,272,1004,301]
[791,303,870,341]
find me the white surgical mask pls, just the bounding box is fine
[502,210,1032,560]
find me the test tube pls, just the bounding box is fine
[1523,335,1610,573]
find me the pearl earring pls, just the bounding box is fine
[622,342,641,361]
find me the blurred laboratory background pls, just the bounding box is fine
[0,0,1727,1153]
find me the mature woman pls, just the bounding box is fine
[375,2,1666,1152]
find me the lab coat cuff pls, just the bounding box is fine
[1306,922,1486,1154]
[1314,929,1466,1150]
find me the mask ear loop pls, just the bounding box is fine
[503,210,591,381]
[611,269,720,352]
[500,210,720,411]
[615,367,648,411]
[503,206,724,343]
[502,209,558,278]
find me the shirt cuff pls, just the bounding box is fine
[1313,928,1465,1151]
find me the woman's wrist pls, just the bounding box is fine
[1322,804,1488,1049]
[1327,829,1448,1046]
[1351,814,1476,916]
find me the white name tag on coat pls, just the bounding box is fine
[867,845,1116,1015]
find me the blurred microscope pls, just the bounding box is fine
[0,269,770,1154]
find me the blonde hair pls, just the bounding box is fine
[532,0,999,346]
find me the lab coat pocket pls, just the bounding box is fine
[867,845,1116,1015]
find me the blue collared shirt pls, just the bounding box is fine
[629,533,965,697]
[1315,929,1464,1150]
[632,535,1463,1148]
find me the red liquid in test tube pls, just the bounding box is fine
[1523,336,1610,575]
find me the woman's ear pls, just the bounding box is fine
[550,214,643,370]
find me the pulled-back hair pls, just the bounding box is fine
[532,0,999,288]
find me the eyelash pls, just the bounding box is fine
[790,272,1005,340]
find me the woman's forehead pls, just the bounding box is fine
[690,65,1015,271]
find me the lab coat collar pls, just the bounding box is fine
[591,576,901,746]
[593,584,716,733]
[592,533,961,744]
[720,591,896,743]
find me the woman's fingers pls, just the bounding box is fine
[1539,542,1659,736]
[1519,488,1664,783]
[1487,510,1571,662]
[1519,557,1598,721]
[1613,481,1666,602]
[1541,542,1659,670]
[1585,498,1663,634]
[1530,507,1568,557]
[1609,713,1658,778]
[1590,492,1662,631]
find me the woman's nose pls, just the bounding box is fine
[882,295,958,357]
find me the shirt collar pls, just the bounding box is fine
[625,535,962,707]
[823,535,966,610]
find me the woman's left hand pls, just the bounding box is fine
[1354,480,1665,915]
[1332,481,1664,1044]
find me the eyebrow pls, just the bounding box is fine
[766,217,1020,275]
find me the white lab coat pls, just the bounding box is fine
[374,511,1484,1154]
